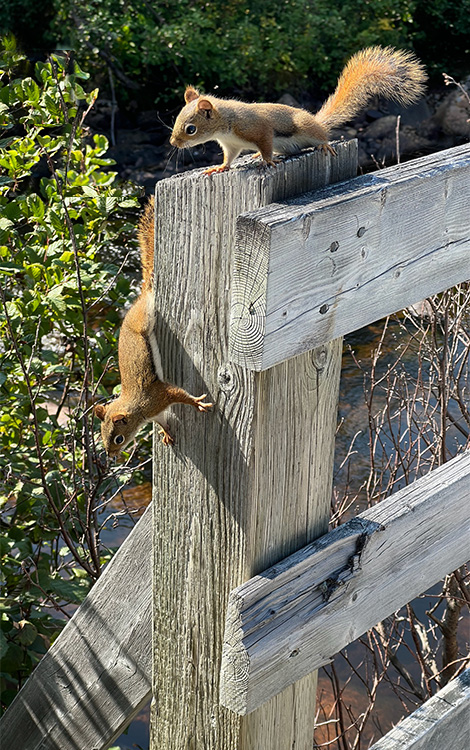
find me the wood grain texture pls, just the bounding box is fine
[150,143,357,750]
[220,451,470,715]
[0,506,152,750]
[230,143,470,370]
[369,668,470,750]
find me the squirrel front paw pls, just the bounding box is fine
[203,165,230,175]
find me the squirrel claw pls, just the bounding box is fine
[203,165,230,175]
[256,158,278,170]
[319,143,337,156]
[158,426,174,446]
[193,394,213,412]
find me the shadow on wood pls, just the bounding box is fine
[0,505,152,750]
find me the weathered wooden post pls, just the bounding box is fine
[150,143,357,749]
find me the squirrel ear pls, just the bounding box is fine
[112,413,128,425]
[184,86,200,104]
[94,403,107,422]
[197,99,213,118]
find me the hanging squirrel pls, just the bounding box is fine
[170,46,426,174]
[94,200,212,457]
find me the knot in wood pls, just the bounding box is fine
[217,364,236,393]
[312,345,328,371]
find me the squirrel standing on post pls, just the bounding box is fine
[94,200,212,457]
[170,46,426,174]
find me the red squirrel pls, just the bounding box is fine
[94,200,212,457]
[170,46,426,174]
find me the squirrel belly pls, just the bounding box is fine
[94,200,213,457]
[170,46,426,172]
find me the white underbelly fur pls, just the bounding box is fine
[217,133,259,154]
[273,133,322,154]
[218,131,322,157]
[145,291,164,381]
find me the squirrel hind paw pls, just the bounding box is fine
[257,158,278,169]
[158,425,174,446]
[318,143,337,156]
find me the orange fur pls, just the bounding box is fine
[137,196,155,290]
[316,47,427,131]
[95,200,212,456]
[170,46,426,171]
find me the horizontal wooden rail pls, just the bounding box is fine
[0,506,152,750]
[219,451,470,715]
[230,143,470,370]
[369,668,470,750]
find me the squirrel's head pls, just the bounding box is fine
[94,400,142,458]
[170,87,222,149]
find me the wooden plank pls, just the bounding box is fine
[369,668,470,750]
[230,143,470,370]
[0,505,152,750]
[150,143,358,750]
[220,451,470,715]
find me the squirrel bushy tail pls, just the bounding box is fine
[316,46,427,133]
[137,197,155,291]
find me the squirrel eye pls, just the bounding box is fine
[185,124,197,136]
[114,435,125,445]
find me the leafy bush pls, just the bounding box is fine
[0,0,56,54]
[0,35,144,711]
[49,0,418,105]
[410,0,470,79]
[2,0,468,111]
[47,0,467,108]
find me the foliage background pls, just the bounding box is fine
[0,0,469,108]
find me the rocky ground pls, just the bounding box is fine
[87,79,469,194]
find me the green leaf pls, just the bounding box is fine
[49,210,65,235]
[13,620,38,647]
[43,93,61,118]
[0,217,13,231]
[49,576,90,604]
[26,194,45,221]
[98,197,117,214]
[82,185,99,198]
[20,78,40,105]
[72,61,90,81]
[24,264,43,282]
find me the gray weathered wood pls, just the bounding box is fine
[230,143,470,370]
[369,668,470,750]
[151,143,357,750]
[220,451,470,715]
[0,506,152,750]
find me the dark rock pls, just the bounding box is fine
[385,98,433,127]
[433,87,470,137]
[278,93,301,108]
[362,115,398,139]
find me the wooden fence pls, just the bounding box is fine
[0,141,469,750]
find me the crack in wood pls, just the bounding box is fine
[319,527,378,602]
